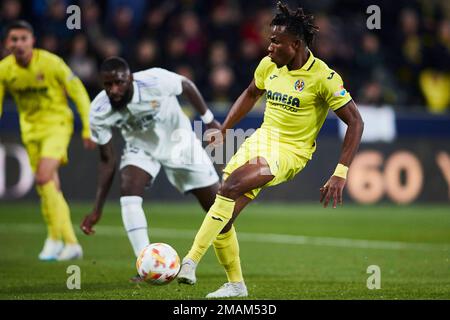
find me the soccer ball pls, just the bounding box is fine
[136,243,180,285]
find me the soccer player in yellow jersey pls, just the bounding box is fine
[0,21,95,261]
[177,2,364,298]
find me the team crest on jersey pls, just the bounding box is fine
[333,85,347,97]
[294,79,305,92]
[150,100,160,109]
[36,73,45,82]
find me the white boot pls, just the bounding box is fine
[57,243,83,261]
[38,238,63,261]
[206,282,248,298]
[177,257,197,285]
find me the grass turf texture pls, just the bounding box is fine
[0,202,449,300]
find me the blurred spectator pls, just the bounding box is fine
[132,38,160,70]
[106,0,147,33]
[81,0,105,44]
[67,33,98,94]
[356,33,384,77]
[164,35,188,69]
[419,20,450,113]
[108,6,136,58]
[394,8,424,106]
[179,11,206,62]
[0,0,22,25]
[0,0,447,112]
[175,65,195,81]
[205,65,239,105]
[209,41,229,67]
[96,38,122,60]
[236,39,262,85]
[357,80,384,106]
[39,0,73,42]
[208,1,241,49]
[39,34,60,55]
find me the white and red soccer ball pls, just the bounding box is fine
[136,243,180,285]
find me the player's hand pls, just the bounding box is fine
[205,119,221,131]
[205,127,225,146]
[80,212,101,235]
[83,138,96,150]
[319,175,346,208]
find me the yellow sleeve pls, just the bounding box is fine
[319,68,352,111]
[254,56,272,90]
[54,57,92,138]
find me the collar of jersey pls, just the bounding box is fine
[282,49,315,74]
[15,49,39,69]
[131,81,140,103]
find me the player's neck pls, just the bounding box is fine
[287,48,310,71]
[15,50,34,68]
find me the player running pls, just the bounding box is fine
[177,2,364,298]
[0,21,94,261]
[80,57,221,281]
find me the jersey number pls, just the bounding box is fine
[327,72,335,80]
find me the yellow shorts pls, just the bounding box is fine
[23,129,72,173]
[223,128,309,199]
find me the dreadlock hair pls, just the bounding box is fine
[100,56,130,73]
[270,1,319,47]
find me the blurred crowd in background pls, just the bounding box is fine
[1,0,449,113]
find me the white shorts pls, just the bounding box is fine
[119,142,219,193]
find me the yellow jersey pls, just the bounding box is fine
[254,50,352,159]
[0,49,91,139]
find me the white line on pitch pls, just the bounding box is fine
[0,223,449,251]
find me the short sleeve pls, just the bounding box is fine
[319,69,352,111]
[254,56,272,90]
[89,94,112,145]
[152,68,183,96]
[90,120,112,145]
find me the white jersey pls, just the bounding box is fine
[89,68,196,161]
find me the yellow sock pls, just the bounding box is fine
[36,181,61,240]
[213,225,243,282]
[57,191,78,244]
[186,195,235,263]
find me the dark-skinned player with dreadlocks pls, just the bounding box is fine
[177,2,364,298]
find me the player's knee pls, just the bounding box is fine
[219,180,242,200]
[35,172,53,185]
[120,175,144,197]
[120,179,135,196]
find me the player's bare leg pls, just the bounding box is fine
[189,183,220,212]
[120,165,153,282]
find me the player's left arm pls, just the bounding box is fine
[55,57,95,149]
[320,100,364,208]
[181,77,221,131]
[318,68,364,208]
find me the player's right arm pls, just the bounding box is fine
[215,57,269,143]
[221,79,265,134]
[81,93,116,235]
[81,139,116,235]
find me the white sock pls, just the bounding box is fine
[120,196,150,257]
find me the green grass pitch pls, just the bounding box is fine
[0,201,449,299]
